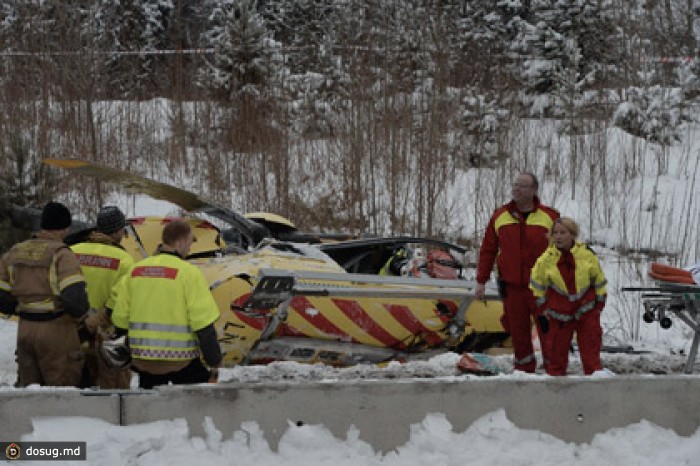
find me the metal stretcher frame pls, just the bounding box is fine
[624,282,700,374]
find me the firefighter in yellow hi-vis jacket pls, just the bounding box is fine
[0,202,89,387]
[111,219,222,389]
[71,206,134,388]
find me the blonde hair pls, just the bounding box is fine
[549,217,580,241]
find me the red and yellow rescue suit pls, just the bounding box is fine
[71,232,134,388]
[476,197,559,372]
[0,232,89,386]
[529,242,607,375]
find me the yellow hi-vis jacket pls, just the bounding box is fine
[529,242,607,322]
[71,233,134,310]
[111,251,220,362]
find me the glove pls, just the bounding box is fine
[496,280,507,298]
[99,335,131,369]
[593,301,605,314]
[77,309,99,342]
[536,315,549,334]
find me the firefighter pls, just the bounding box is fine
[475,172,559,373]
[111,219,222,389]
[529,217,608,376]
[0,201,89,387]
[71,206,134,388]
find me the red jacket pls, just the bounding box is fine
[476,197,559,287]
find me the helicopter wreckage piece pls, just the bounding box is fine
[42,158,509,368]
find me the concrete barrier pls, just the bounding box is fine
[125,376,700,451]
[0,390,120,441]
[2,376,700,452]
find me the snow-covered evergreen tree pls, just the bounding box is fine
[612,86,695,146]
[199,0,280,101]
[262,0,348,138]
[93,0,174,98]
[198,0,285,153]
[510,0,622,117]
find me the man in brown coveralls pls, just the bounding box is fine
[0,201,89,387]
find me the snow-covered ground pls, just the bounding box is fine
[16,408,700,466]
[2,191,699,464]
[2,208,698,464]
[3,121,699,463]
[2,315,700,465]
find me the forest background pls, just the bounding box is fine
[1,1,700,345]
[1,0,699,454]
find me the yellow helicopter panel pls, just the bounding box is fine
[122,216,225,260]
[43,158,510,367]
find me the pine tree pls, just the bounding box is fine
[93,0,174,98]
[199,0,284,151]
[510,0,622,116]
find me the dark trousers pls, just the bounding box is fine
[136,358,211,389]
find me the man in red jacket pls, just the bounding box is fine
[475,172,559,373]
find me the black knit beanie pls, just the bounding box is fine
[40,201,72,230]
[97,206,127,234]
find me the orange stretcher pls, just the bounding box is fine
[648,262,696,285]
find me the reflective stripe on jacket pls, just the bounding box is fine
[71,233,134,309]
[0,233,85,314]
[529,242,607,321]
[476,197,559,287]
[111,252,220,362]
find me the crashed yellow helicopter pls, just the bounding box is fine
[44,158,508,368]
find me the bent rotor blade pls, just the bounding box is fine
[43,158,267,246]
[44,158,205,210]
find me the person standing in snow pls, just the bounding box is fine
[0,201,89,387]
[529,217,608,376]
[111,219,222,388]
[475,172,559,373]
[71,206,134,389]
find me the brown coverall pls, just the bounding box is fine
[0,231,89,387]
